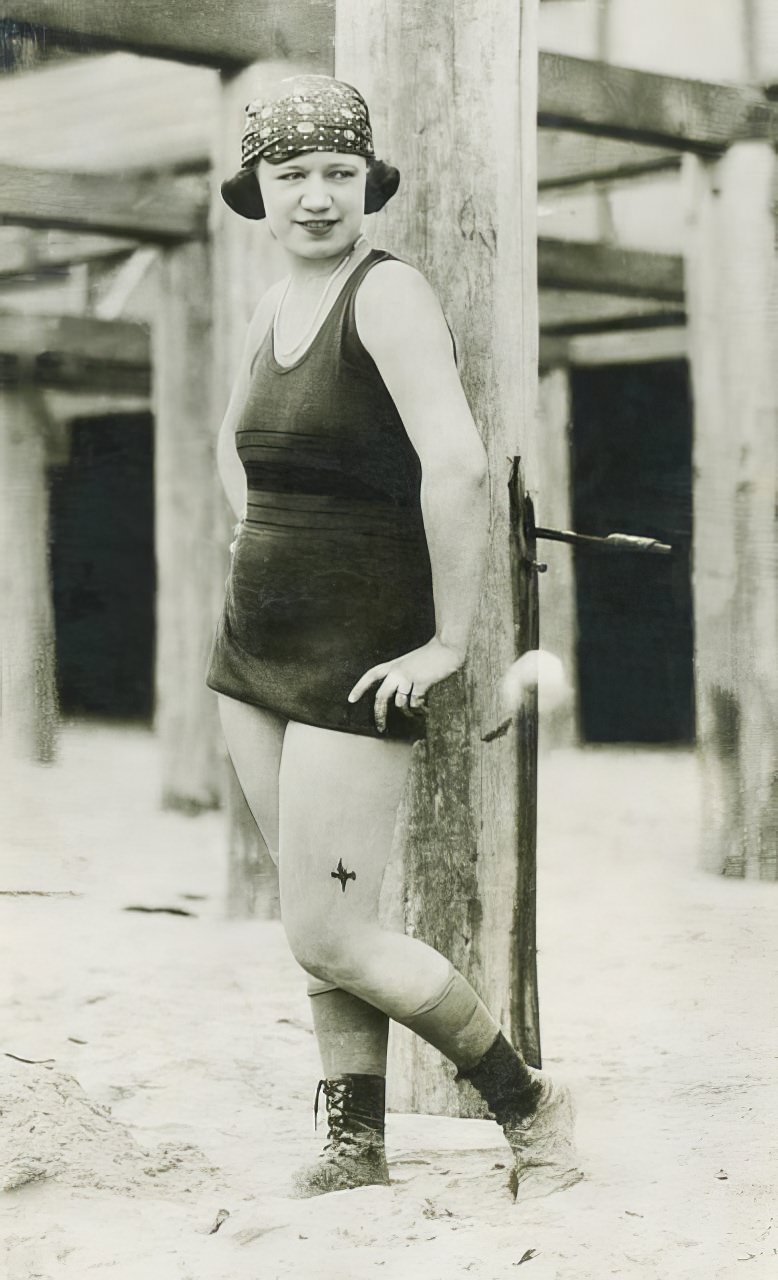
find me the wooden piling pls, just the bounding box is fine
[337,0,541,1114]
[683,143,778,878]
[0,386,58,762]
[151,241,221,812]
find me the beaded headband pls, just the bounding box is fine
[240,75,375,169]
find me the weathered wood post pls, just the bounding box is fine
[151,240,222,812]
[682,142,778,879]
[0,383,58,762]
[537,366,578,747]
[337,0,541,1113]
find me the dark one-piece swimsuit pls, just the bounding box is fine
[204,247,439,742]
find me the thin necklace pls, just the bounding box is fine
[273,233,367,361]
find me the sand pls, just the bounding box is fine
[1,722,776,1279]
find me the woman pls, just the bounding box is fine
[206,74,580,1200]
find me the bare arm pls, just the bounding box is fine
[348,259,489,728]
[216,283,284,520]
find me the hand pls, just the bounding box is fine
[347,637,464,733]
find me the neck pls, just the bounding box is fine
[283,235,369,284]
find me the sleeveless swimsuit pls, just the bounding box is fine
[204,248,437,741]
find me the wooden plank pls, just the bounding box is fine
[0,55,217,174]
[0,311,149,392]
[338,0,541,1116]
[0,387,58,762]
[151,242,222,814]
[0,1,335,68]
[0,164,208,242]
[539,52,778,152]
[682,144,778,879]
[0,228,137,279]
[539,238,684,302]
[538,130,680,190]
[540,290,683,336]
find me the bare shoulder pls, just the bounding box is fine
[355,257,452,357]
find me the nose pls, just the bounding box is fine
[299,173,333,212]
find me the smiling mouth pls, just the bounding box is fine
[299,219,337,228]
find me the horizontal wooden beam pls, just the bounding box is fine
[538,131,680,190]
[0,2,335,68]
[538,238,684,302]
[540,326,688,370]
[0,312,149,392]
[0,227,138,279]
[539,53,778,152]
[0,165,208,242]
[540,305,685,339]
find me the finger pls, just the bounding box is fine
[395,684,420,720]
[374,674,403,733]
[409,686,429,715]
[348,664,390,703]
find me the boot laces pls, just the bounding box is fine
[313,1078,382,1153]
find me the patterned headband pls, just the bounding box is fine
[240,75,375,169]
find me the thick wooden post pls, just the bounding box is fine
[151,241,222,812]
[211,60,328,915]
[0,385,58,762]
[337,0,541,1114]
[682,143,778,879]
[537,367,579,748]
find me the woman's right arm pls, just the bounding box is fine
[216,283,283,520]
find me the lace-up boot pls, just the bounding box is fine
[291,1074,390,1197]
[455,1032,583,1201]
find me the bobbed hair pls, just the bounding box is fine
[220,155,400,222]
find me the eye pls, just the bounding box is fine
[329,169,357,180]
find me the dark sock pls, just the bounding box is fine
[454,1030,543,1124]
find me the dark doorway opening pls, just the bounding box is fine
[570,361,694,744]
[49,414,155,720]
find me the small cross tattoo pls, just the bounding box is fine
[331,858,356,893]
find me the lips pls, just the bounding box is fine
[298,219,337,229]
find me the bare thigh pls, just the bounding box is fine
[277,722,413,966]
[216,694,287,862]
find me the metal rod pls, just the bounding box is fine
[534,525,673,554]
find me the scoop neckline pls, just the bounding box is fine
[268,246,385,373]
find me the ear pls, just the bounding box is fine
[364,159,400,214]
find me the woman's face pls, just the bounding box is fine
[257,151,367,260]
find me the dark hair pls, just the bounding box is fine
[220,155,400,222]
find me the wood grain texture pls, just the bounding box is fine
[337,0,540,1115]
[0,164,208,242]
[0,1,335,68]
[0,388,58,762]
[150,243,222,813]
[536,370,578,748]
[539,52,778,151]
[683,144,778,878]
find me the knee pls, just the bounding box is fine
[282,910,365,988]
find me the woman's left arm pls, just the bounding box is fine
[348,260,490,731]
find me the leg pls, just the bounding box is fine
[216,694,388,1077]
[216,694,286,859]
[280,722,582,1203]
[278,722,502,1068]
